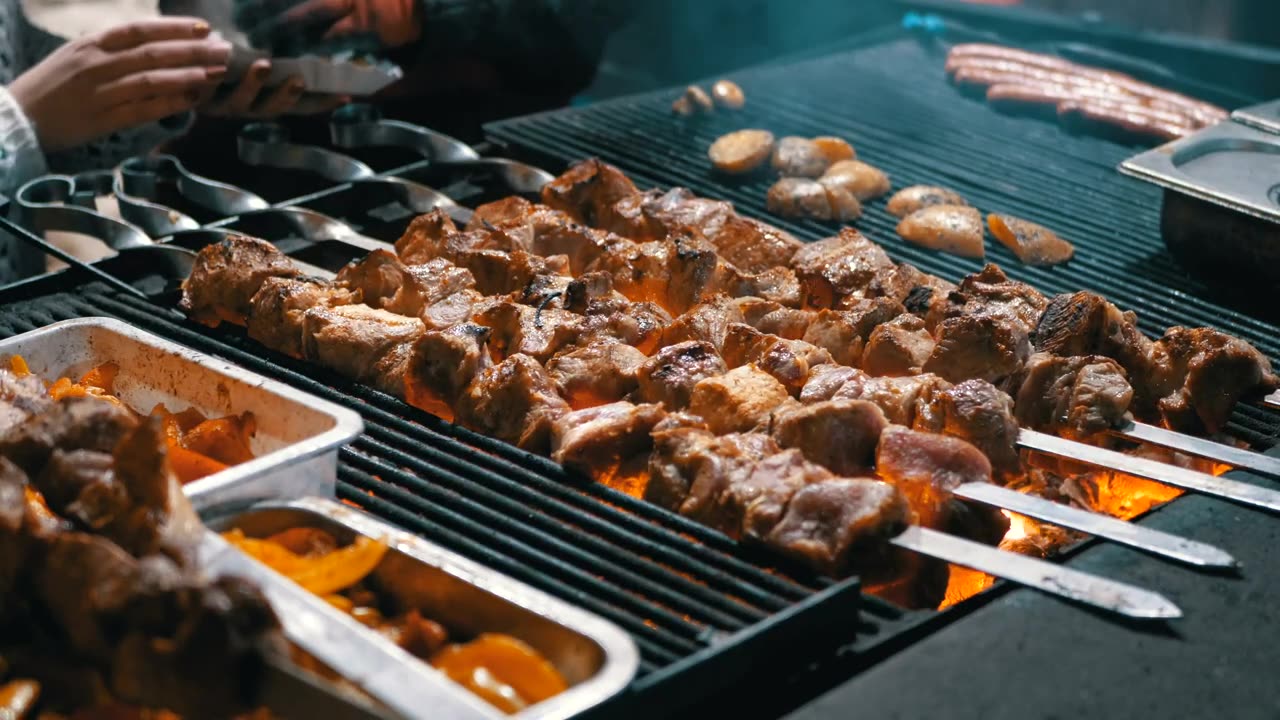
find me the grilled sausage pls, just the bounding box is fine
[1057,101,1193,142]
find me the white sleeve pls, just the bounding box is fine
[0,85,47,198]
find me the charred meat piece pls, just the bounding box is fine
[791,228,896,308]
[646,426,777,512]
[661,294,746,352]
[247,277,359,358]
[455,248,569,297]
[404,323,493,421]
[475,301,585,364]
[466,196,536,229]
[528,223,617,276]
[988,213,1074,266]
[772,399,888,476]
[876,426,1008,544]
[886,185,969,218]
[818,160,891,201]
[634,341,728,410]
[721,266,804,309]
[922,264,1047,335]
[924,312,1031,385]
[337,250,476,318]
[547,341,648,409]
[1032,291,1154,378]
[735,300,814,339]
[597,301,672,356]
[896,205,985,258]
[729,450,830,543]
[914,379,1022,479]
[424,289,489,332]
[551,401,667,480]
[801,300,903,367]
[766,477,909,576]
[862,313,936,377]
[455,355,571,453]
[722,324,834,396]
[0,457,27,592]
[37,449,127,531]
[799,364,862,404]
[766,177,863,222]
[0,397,139,477]
[301,304,426,396]
[1012,353,1133,438]
[710,216,804,275]
[830,371,952,427]
[180,235,302,326]
[689,364,793,434]
[864,262,950,305]
[395,209,460,264]
[1145,326,1279,434]
[708,129,775,175]
[0,367,54,436]
[541,158,640,230]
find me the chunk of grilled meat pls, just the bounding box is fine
[689,364,793,434]
[547,341,648,409]
[801,300,904,367]
[923,264,1048,335]
[1011,353,1133,438]
[0,367,54,436]
[791,228,896,308]
[1146,326,1279,434]
[0,397,139,478]
[721,324,834,396]
[541,158,640,230]
[181,235,303,326]
[247,277,359,358]
[876,426,1009,545]
[475,301,585,364]
[766,477,909,577]
[646,427,779,526]
[862,313,936,377]
[550,401,667,484]
[301,304,426,396]
[634,341,728,410]
[771,399,888,476]
[336,250,476,319]
[924,312,1031,385]
[661,294,746,352]
[454,354,571,453]
[913,379,1022,479]
[823,371,952,426]
[404,323,493,421]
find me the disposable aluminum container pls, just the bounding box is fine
[0,317,363,513]
[210,496,640,720]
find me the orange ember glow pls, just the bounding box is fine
[594,459,651,499]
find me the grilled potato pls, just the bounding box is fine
[709,129,775,174]
[819,160,891,201]
[896,204,985,258]
[988,213,1074,266]
[712,80,746,109]
[887,185,968,217]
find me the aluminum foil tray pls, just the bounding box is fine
[210,496,640,720]
[0,317,364,513]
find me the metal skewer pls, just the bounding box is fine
[1020,429,1280,513]
[1262,390,1280,412]
[953,482,1237,569]
[891,526,1182,619]
[1112,420,1280,481]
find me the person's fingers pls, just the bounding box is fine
[96,17,211,51]
[216,59,271,115]
[100,38,232,79]
[101,91,202,133]
[252,76,305,117]
[97,66,223,106]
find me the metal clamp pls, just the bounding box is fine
[237,122,462,214]
[13,172,152,250]
[116,154,271,236]
[328,103,555,193]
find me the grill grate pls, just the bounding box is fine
[487,32,1280,449]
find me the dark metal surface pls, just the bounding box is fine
[485,32,1280,450]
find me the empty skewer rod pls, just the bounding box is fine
[953,482,1237,569]
[1019,429,1280,513]
[891,526,1182,620]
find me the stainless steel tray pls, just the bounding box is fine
[209,496,640,720]
[1232,98,1280,136]
[0,317,364,513]
[199,529,495,720]
[1118,120,1280,223]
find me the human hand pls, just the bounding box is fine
[8,18,231,152]
[199,58,350,117]
[233,0,422,55]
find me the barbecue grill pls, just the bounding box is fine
[3,24,1280,719]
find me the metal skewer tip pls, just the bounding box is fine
[891,526,1183,620]
[953,482,1238,569]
